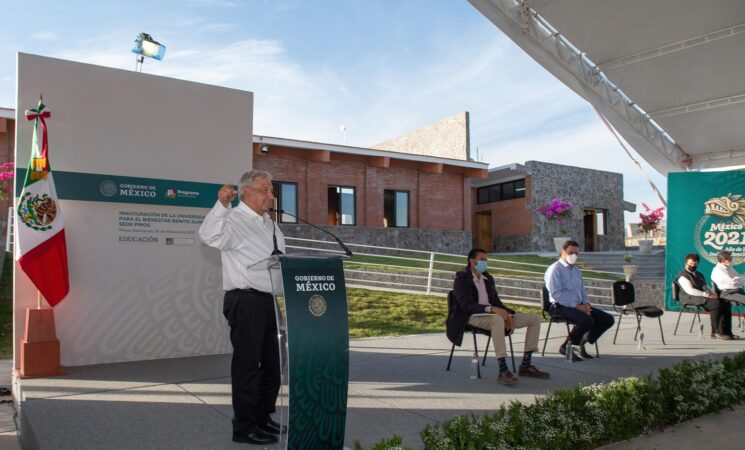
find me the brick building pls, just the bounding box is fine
[253,134,487,253]
[473,161,635,253]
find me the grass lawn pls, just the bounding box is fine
[346,287,544,338]
[0,253,12,359]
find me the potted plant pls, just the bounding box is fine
[622,254,637,281]
[536,199,574,253]
[638,203,664,255]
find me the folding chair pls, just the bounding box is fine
[672,281,705,335]
[445,290,515,378]
[611,280,666,345]
[540,286,599,357]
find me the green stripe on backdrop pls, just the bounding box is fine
[15,169,233,208]
[666,171,745,310]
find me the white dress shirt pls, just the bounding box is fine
[198,200,286,293]
[711,263,744,291]
[677,274,710,297]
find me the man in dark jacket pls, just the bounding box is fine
[447,248,549,385]
[678,253,735,339]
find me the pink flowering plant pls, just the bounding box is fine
[638,203,664,238]
[0,162,13,200]
[536,199,573,235]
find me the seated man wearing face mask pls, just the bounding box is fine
[545,240,614,361]
[449,248,550,385]
[678,253,735,340]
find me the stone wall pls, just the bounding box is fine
[524,161,626,252]
[371,112,470,161]
[280,223,472,255]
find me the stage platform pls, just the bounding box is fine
[15,311,745,449]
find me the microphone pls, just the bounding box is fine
[270,212,283,256]
[270,208,353,257]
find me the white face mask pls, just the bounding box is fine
[566,254,578,265]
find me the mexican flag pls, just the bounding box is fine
[15,100,69,306]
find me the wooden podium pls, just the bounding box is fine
[18,308,63,378]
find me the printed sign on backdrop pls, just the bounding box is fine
[666,171,745,309]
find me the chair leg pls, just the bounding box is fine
[613,313,623,344]
[595,341,600,358]
[634,314,642,341]
[541,319,553,356]
[674,310,683,335]
[472,332,481,379]
[508,334,516,372]
[446,343,455,371]
[482,336,491,366]
[689,311,697,333]
[658,316,666,345]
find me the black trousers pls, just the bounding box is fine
[682,293,732,335]
[223,289,281,433]
[550,304,615,345]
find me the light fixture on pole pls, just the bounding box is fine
[132,33,166,72]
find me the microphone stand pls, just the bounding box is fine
[270,213,283,256]
[270,208,353,257]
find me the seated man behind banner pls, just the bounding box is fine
[448,248,550,385]
[678,252,736,340]
[544,240,614,361]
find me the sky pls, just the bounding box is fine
[0,0,668,224]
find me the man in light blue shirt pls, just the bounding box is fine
[545,240,614,361]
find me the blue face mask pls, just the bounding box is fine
[475,260,488,273]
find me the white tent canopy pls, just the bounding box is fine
[470,0,745,174]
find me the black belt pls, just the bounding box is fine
[229,287,272,297]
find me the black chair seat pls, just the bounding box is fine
[612,281,666,346]
[446,291,516,378]
[634,305,664,318]
[540,286,600,357]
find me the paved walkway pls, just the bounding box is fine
[10,312,745,449]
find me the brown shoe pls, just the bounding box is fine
[498,370,519,385]
[518,365,551,379]
[714,333,733,340]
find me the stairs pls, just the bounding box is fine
[577,250,665,281]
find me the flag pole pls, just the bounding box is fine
[37,290,41,309]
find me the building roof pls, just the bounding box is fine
[0,108,14,119]
[254,135,488,170]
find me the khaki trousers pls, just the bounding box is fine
[467,312,541,358]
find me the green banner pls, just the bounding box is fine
[280,255,349,450]
[666,171,745,309]
[15,169,232,208]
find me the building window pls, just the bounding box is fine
[476,179,526,204]
[272,181,297,223]
[328,186,356,225]
[384,190,409,228]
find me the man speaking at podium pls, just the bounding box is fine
[199,169,286,445]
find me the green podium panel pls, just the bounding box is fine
[280,255,349,449]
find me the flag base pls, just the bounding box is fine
[18,308,64,379]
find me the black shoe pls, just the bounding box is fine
[258,418,287,435]
[579,344,594,359]
[232,429,279,445]
[558,343,583,362]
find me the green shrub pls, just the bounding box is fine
[412,352,745,449]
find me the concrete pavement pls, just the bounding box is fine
[10,311,745,449]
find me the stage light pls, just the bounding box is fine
[132,33,166,72]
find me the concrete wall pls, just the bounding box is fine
[280,223,472,255]
[371,112,470,161]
